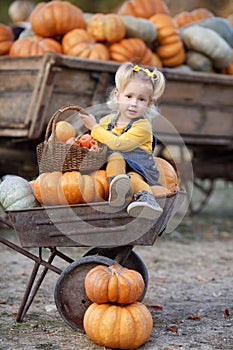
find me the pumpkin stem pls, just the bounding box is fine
[109,265,119,276]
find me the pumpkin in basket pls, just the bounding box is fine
[29,0,86,37]
[87,13,125,43]
[9,35,62,56]
[0,175,39,210]
[62,29,109,60]
[109,37,153,65]
[54,121,76,143]
[0,23,14,55]
[83,302,153,349]
[84,264,145,304]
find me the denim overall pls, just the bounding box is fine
[107,115,160,186]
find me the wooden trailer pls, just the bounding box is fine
[0,52,232,211]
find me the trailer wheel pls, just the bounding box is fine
[54,255,117,331]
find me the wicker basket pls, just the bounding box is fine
[37,105,108,173]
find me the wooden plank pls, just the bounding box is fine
[0,55,43,70]
[157,105,233,138]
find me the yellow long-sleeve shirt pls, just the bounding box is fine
[91,114,153,153]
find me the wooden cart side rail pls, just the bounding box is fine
[161,68,233,86]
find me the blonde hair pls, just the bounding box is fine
[107,62,166,120]
[8,0,34,24]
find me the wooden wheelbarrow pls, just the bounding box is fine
[0,189,185,330]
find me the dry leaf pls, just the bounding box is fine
[224,309,230,318]
[187,314,200,320]
[195,275,206,281]
[166,324,178,333]
[147,304,163,310]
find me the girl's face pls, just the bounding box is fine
[115,78,153,122]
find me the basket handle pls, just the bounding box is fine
[44,105,88,142]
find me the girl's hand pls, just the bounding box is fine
[79,113,97,130]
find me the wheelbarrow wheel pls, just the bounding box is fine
[83,246,149,300]
[54,255,118,331]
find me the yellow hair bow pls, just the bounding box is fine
[133,65,154,77]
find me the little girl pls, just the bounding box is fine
[79,62,166,220]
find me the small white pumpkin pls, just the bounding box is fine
[0,175,39,211]
[181,25,232,69]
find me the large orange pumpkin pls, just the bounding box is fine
[80,175,95,203]
[9,35,62,56]
[32,171,83,205]
[29,0,86,37]
[87,13,126,43]
[0,23,14,55]
[84,302,153,349]
[90,170,109,201]
[62,29,109,60]
[154,157,179,192]
[84,264,145,304]
[109,37,153,65]
[118,0,170,18]
[32,171,109,205]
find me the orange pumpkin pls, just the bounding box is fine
[90,170,109,201]
[151,52,163,67]
[87,13,126,43]
[59,171,84,205]
[118,0,170,18]
[32,171,83,205]
[151,185,171,196]
[150,13,186,67]
[29,0,86,37]
[84,302,153,349]
[109,37,153,65]
[62,29,109,60]
[221,49,233,75]
[173,8,214,28]
[84,264,145,304]
[0,23,14,55]
[154,157,179,192]
[9,35,62,56]
[80,175,95,203]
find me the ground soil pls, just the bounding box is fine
[0,180,232,350]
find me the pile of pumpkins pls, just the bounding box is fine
[83,262,153,349]
[0,0,232,74]
[0,118,179,210]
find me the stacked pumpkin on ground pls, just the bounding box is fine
[83,263,153,349]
